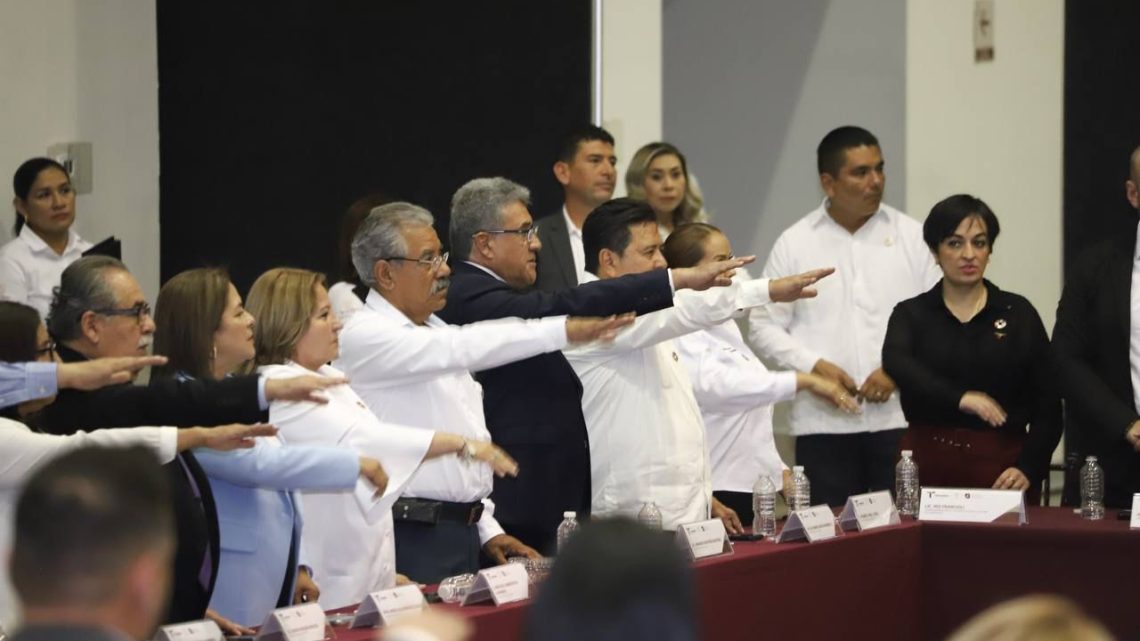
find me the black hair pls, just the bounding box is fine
[582,197,657,275]
[923,194,1001,253]
[522,518,698,641]
[556,125,616,164]
[817,126,880,177]
[12,157,70,235]
[11,445,173,607]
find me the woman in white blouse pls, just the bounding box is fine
[243,267,517,609]
[0,300,272,629]
[662,223,859,524]
[0,159,92,318]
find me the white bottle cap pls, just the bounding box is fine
[793,465,804,473]
[563,511,576,518]
[902,450,913,457]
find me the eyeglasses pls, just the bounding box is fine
[381,252,449,273]
[477,226,539,243]
[92,301,152,323]
[35,340,56,358]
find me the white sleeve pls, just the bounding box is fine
[339,316,568,388]
[746,237,822,372]
[675,331,798,414]
[476,498,506,543]
[564,277,771,363]
[0,423,177,489]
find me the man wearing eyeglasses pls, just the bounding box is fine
[335,201,633,584]
[35,255,344,626]
[440,177,756,553]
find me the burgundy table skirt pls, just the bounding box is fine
[323,507,1140,641]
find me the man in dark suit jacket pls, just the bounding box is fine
[1054,146,1140,508]
[38,256,341,627]
[533,125,617,292]
[442,179,750,552]
[9,447,176,641]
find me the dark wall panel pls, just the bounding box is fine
[158,1,591,291]
[1063,1,1140,277]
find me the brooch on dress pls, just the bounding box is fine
[993,318,1007,339]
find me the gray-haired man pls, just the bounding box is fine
[334,202,630,582]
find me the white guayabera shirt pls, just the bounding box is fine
[564,274,772,530]
[748,199,941,437]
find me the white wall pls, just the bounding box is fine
[663,0,908,266]
[601,0,663,195]
[906,0,1064,331]
[0,0,160,302]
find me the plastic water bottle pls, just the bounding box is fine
[437,573,476,603]
[637,501,663,530]
[556,511,579,552]
[752,475,777,536]
[1080,455,1105,520]
[895,450,920,517]
[790,465,811,513]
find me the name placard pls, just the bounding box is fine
[350,584,426,628]
[918,487,1026,524]
[775,505,838,543]
[838,491,900,532]
[1130,494,1140,530]
[675,518,733,560]
[460,563,529,607]
[154,619,224,641]
[256,603,332,641]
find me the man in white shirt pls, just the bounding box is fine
[335,202,629,582]
[564,198,832,530]
[533,125,618,292]
[748,126,941,506]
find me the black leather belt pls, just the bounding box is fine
[392,497,484,526]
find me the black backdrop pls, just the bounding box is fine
[1063,1,1140,277]
[157,1,592,291]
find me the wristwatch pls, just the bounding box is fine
[460,439,478,461]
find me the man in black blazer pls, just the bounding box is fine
[1054,146,1140,508]
[533,125,617,292]
[442,179,750,552]
[38,256,341,627]
[9,447,175,641]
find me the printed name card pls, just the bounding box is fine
[460,563,529,607]
[675,518,733,560]
[256,603,333,641]
[351,584,426,628]
[838,491,900,532]
[775,505,839,543]
[918,487,1027,525]
[1130,494,1140,530]
[154,619,224,641]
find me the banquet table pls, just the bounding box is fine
[321,507,1140,641]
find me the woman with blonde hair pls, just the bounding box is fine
[245,267,518,608]
[152,267,391,628]
[624,142,707,237]
[946,595,1114,641]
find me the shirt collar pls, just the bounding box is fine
[18,225,82,255]
[562,205,582,237]
[364,288,444,328]
[807,197,887,229]
[463,260,506,283]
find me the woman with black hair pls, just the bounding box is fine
[0,158,92,318]
[882,194,1062,502]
